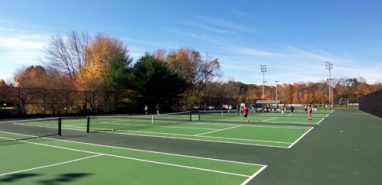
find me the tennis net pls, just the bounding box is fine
[197,109,240,121]
[86,111,192,132]
[0,117,62,137]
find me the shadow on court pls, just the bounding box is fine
[38,173,90,185]
[0,173,91,185]
[0,173,39,183]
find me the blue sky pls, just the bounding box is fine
[0,0,381,84]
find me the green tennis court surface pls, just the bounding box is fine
[8,109,333,148]
[196,109,332,125]
[0,131,266,185]
[1,110,381,185]
[17,118,315,148]
[0,109,332,184]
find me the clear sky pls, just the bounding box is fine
[0,0,381,84]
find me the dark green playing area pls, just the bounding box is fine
[0,109,381,185]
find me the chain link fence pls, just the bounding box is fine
[0,86,124,117]
[359,90,382,117]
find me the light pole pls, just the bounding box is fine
[274,80,279,100]
[260,65,267,99]
[325,61,334,107]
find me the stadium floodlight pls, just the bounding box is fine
[325,61,334,107]
[274,80,279,100]
[260,65,267,99]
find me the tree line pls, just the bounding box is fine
[202,78,381,108]
[0,31,221,114]
[0,31,381,115]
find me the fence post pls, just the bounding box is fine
[87,116,90,133]
[58,117,62,136]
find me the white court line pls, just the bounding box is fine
[13,122,296,148]
[0,135,253,178]
[17,120,311,131]
[241,165,268,185]
[77,128,291,148]
[97,122,216,131]
[188,122,310,130]
[0,130,264,167]
[109,129,291,144]
[98,118,231,130]
[86,124,292,144]
[194,125,242,136]
[259,115,323,125]
[316,117,326,125]
[247,124,310,130]
[316,110,334,124]
[325,110,334,117]
[0,154,102,177]
[261,117,279,122]
[287,127,314,148]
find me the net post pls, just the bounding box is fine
[189,111,192,121]
[58,117,62,136]
[151,115,154,125]
[86,116,90,133]
[198,111,201,121]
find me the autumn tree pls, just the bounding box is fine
[13,65,72,114]
[75,34,133,112]
[8,30,380,114]
[0,79,8,87]
[78,34,132,91]
[14,66,47,88]
[167,48,196,85]
[0,79,11,111]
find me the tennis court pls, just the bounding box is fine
[0,109,336,185]
[13,115,321,148]
[1,110,381,185]
[196,109,332,125]
[7,109,333,148]
[0,131,266,185]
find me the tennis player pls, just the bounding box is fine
[156,104,160,115]
[308,104,313,120]
[290,105,295,115]
[281,105,285,115]
[144,104,148,115]
[243,106,249,122]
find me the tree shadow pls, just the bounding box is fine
[0,173,91,185]
[38,173,91,185]
[0,173,39,183]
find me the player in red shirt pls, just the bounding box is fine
[243,106,249,123]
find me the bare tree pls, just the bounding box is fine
[167,49,221,97]
[196,56,221,97]
[45,31,89,87]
